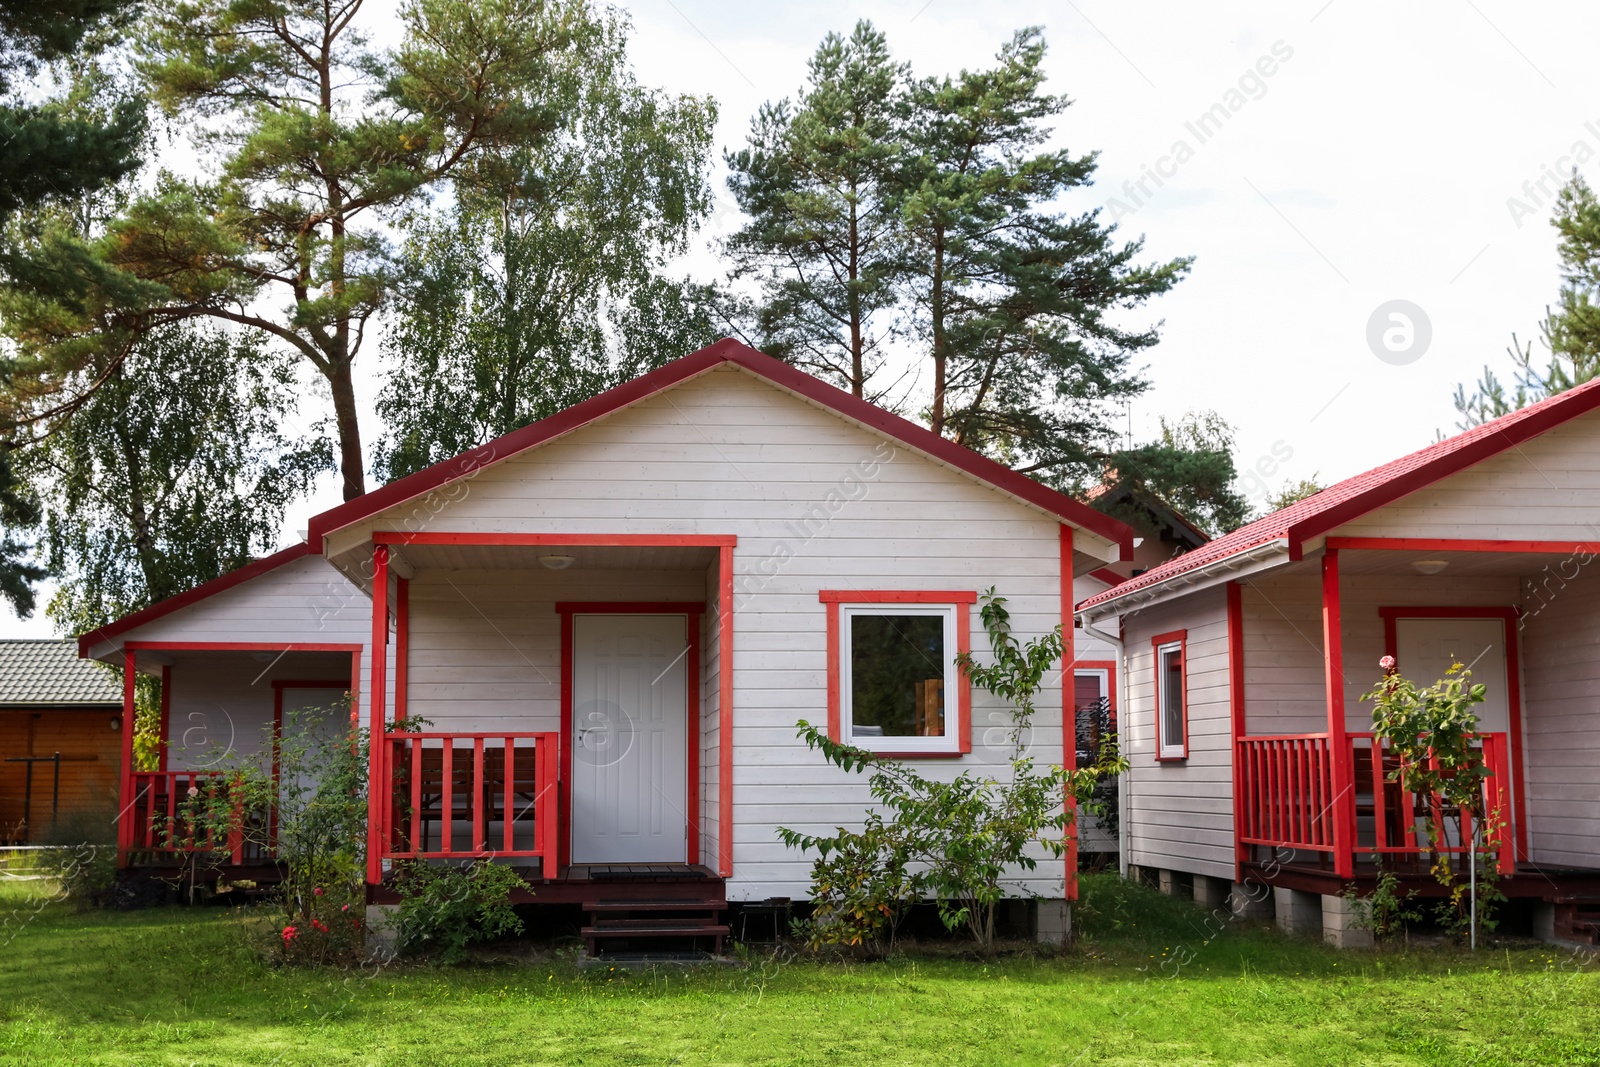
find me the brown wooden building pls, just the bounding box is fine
[0,640,123,843]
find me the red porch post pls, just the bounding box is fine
[366,544,390,886]
[116,649,137,865]
[1321,549,1355,878]
[1226,581,1248,880]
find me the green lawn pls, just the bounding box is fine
[0,874,1596,1066]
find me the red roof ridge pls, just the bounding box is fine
[306,339,1135,555]
[1077,373,1600,613]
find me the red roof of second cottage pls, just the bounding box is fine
[1078,372,1600,612]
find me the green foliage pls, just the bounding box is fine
[724,20,907,399]
[13,324,326,635]
[393,860,526,963]
[1341,864,1423,943]
[1455,173,1600,427]
[780,589,1126,952]
[1264,474,1325,513]
[0,0,145,224]
[373,10,718,481]
[1363,661,1505,941]
[4,0,644,501]
[167,702,370,964]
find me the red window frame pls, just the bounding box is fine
[1151,629,1188,762]
[819,590,975,757]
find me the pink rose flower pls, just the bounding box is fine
[1379,655,1396,671]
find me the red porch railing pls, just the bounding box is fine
[383,732,559,871]
[125,770,249,865]
[1237,732,1514,874]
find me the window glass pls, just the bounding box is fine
[849,613,947,739]
[1159,644,1184,755]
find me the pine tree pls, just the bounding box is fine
[725,20,907,400]
[1455,173,1600,428]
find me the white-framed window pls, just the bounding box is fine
[840,603,960,754]
[1154,632,1187,761]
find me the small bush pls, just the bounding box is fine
[393,860,526,962]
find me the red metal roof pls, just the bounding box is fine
[1078,372,1600,612]
[306,338,1135,555]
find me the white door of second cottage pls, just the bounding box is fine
[569,614,689,864]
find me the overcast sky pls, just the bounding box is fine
[2,0,1592,638]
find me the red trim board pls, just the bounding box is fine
[718,544,734,878]
[309,339,1133,557]
[557,603,705,869]
[376,532,738,548]
[1378,605,1529,861]
[1150,629,1189,763]
[818,590,975,758]
[366,545,389,885]
[1328,537,1600,554]
[1322,551,1354,879]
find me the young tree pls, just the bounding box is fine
[16,324,326,636]
[724,20,907,400]
[1455,173,1600,427]
[1,0,615,501]
[898,28,1191,470]
[375,8,718,479]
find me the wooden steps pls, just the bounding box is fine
[1550,897,1600,947]
[581,896,728,958]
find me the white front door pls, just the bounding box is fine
[1393,618,1511,737]
[569,614,689,864]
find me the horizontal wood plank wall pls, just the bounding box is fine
[84,555,386,752]
[164,651,356,771]
[330,368,1069,902]
[404,569,704,735]
[1334,409,1600,541]
[0,710,121,839]
[1240,573,1521,737]
[1516,562,1600,868]
[1121,587,1233,880]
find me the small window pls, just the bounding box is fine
[842,605,959,753]
[1154,632,1187,761]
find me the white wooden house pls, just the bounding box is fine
[83,340,1136,946]
[1076,378,1600,947]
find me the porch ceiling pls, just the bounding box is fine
[387,543,720,572]
[1333,548,1565,578]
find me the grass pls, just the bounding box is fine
[0,874,1597,1066]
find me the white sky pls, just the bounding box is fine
[2,0,1591,637]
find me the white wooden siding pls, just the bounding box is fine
[165,650,355,772]
[1335,409,1600,541]
[329,367,1074,901]
[1516,562,1600,867]
[1120,587,1234,880]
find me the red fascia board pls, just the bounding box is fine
[1088,567,1126,587]
[306,339,1135,557]
[1328,536,1600,554]
[375,532,736,548]
[1286,386,1600,548]
[76,543,312,658]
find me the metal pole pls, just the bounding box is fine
[1469,818,1478,951]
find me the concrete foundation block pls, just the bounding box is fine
[1230,881,1274,920]
[1034,899,1072,945]
[364,903,400,962]
[1321,893,1373,948]
[1193,875,1231,911]
[1274,887,1322,937]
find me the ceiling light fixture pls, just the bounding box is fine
[1411,559,1449,576]
[538,554,576,571]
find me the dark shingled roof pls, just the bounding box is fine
[0,639,122,708]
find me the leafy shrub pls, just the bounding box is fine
[393,860,526,962]
[1341,864,1423,943]
[780,589,1126,952]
